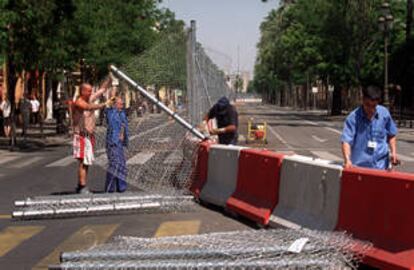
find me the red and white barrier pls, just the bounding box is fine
[194,141,414,269]
[226,149,285,225]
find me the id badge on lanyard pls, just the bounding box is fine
[368,122,378,150]
[367,140,377,149]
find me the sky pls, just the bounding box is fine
[160,0,279,77]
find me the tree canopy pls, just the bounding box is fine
[254,0,407,113]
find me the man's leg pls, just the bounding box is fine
[116,145,127,192]
[78,160,88,187]
[105,145,116,192]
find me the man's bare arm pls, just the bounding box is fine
[75,98,105,111]
[90,77,112,102]
[388,136,399,165]
[342,142,352,168]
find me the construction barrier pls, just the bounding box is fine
[226,149,284,225]
[199,144,246,207]
[336,167,414,270]
[270,155,343,231]
[190,141,214,198]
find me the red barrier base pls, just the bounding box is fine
[227,149,284,225]
[364,248,414,270]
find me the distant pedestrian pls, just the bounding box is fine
[30,95,40,125]
[0,89,11,138]
[341,85,399,170]
[105,96,128,193]
[72,79,114,194]
[204,96,238,145]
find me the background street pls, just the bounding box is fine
[0,102,412,269]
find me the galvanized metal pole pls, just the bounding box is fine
[110,65,206,140]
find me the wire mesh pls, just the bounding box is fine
[13,192,196,220]
[13,24,234,219]
[53,228,372,270]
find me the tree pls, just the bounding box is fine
[254,0,406,114]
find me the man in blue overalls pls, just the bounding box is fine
[105,96,128,192]
[341,86,399,170]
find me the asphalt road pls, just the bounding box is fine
[0,102,412,269]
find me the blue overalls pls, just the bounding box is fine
[105,107,129,192]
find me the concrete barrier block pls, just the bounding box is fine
[199,144,246,207]
[270,155,343,231]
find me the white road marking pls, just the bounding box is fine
[397,154,414,162]
[266,125,294,150]
[324,127,342,135]
[0,156,20,166]
[94,154,108,167]
[302,118,343,135]
[149,137,171,143]
[127,152,154,165]
[10,156,44,168]
[304,120,318,126]
[310,151,342,162]
[163,150,182,165]
[96,148,106,154]
[311,135,327,143]
[129,122,171,140]
[46,156,75,167]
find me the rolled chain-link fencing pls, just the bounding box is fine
[51,228,372,270]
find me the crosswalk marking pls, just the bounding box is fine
[94,154,108,167]
[10,156,44,168]
[46,156,75,167]
[0,156,20,166]
[324,127,342,135]
[163,150,182,165]
[32,224,119,270]
[155,220,201,238]
[0,226,45,257]
[0,214,11,219]
[310,151,342,162]
[127,152,154,165]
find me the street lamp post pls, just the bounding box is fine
[378,1,394,108]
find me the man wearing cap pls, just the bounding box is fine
[341,85,399,170]
[204,96,238,145]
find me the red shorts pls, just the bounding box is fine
[73,134,95,160]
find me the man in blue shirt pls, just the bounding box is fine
[341,86,399,170]
[105,97,128,192]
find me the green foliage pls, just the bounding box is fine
[254,0,407,103]
[0,0,185,80]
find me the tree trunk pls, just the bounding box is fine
[331,85,342,115]
[6,56,18,150]
[408,0,413,41]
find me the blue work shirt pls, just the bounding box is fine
[341,105,397,169]
[105,107,129,147]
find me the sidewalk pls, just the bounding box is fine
[0,120,71,152]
